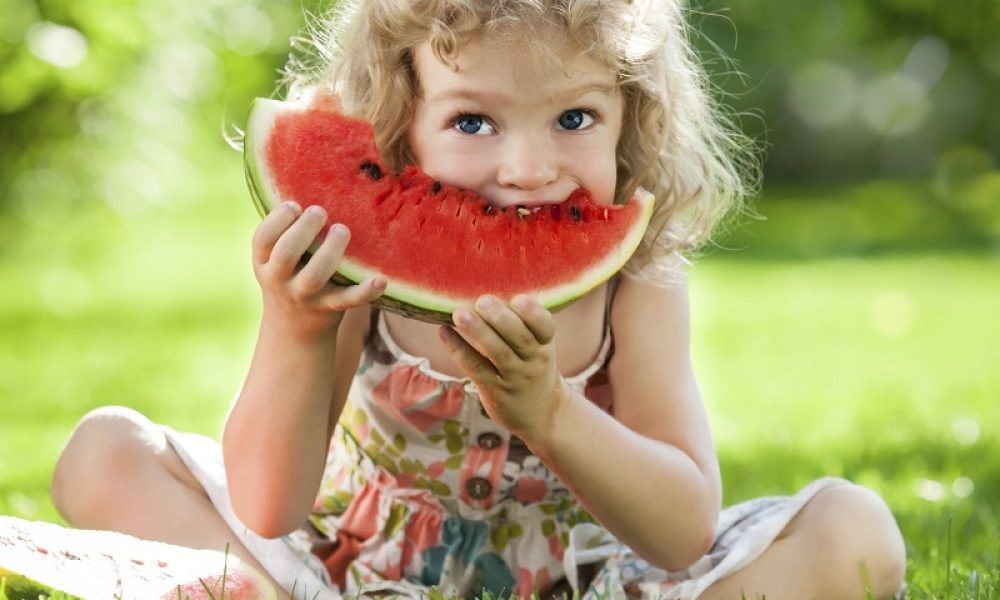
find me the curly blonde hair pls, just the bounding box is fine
[280,0,758,280]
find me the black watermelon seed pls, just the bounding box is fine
[360,162,382,180]
[431,181,442,194]
[570,204,581,222]
[482,204,494,214]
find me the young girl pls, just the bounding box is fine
[50,1,906,598]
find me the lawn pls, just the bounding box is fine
[1,175,997,597]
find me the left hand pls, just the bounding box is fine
[438,294,565,443]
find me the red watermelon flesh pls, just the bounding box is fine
[0,516,276,599]
[244,92,654,323]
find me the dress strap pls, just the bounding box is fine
[562,276,620,387]
[602,275,621,334]
[365,307,380,346]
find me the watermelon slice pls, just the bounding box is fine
[244,92,655,324]
[0,516,276,599]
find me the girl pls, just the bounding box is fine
[50,1,906,598]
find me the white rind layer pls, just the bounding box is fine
[246,97,301,218]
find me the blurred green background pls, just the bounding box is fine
[1,0,998,596]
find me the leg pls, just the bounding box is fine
[700,482,906,600]
[50,405,286,592]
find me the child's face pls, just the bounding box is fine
[408,36,623,207]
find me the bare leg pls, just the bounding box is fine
[50,405,286,593]
[700,483,906,600]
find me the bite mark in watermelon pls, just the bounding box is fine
[244,93,655,324]
[0,516,276,599]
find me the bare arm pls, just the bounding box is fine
[440,273,720,571]
[222,202,383,538]
[534,274,721,571]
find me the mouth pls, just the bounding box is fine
[513,205,544,218]
[484,193,573,210]
[480,204,545,219]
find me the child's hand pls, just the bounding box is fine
[439,295,564,443]
[252,201,387,340]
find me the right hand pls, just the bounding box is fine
[251,201,387,340]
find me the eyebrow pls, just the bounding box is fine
[426,81,617,105]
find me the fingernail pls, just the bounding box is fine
[371,276,387,290]
[511,296,531,311]
[456,309,474,325]
[306,205,325,217]
[285,201,302,215]
[477,296,495,311]
[439,327,452,341]
[332,223,348,237]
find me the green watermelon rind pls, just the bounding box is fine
[244,97,655,323]
[243,99,282,222]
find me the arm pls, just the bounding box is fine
[534,274,721,571]
[222,202,384,538]
[439,273,720,572]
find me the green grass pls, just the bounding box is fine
[688,253,1000,598]
[1,177,998,597]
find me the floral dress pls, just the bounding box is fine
[304,307,617,598]
[164,287,846,600]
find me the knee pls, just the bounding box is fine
[808,483,906,598]
[50,405,162,522]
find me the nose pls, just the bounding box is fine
[496,134,557,192]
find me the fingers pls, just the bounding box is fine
[471,296,542,360]
[265,204,331,278]
[473,294,555,349]
[452,304,512,364]
[508,295,555,346]
[438,326,500,383]
[252,202,388,309]
[293,222,349,296]
[449,295,555,374]
[252,201,302,265]
[317,275,387,312]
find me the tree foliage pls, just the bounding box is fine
[0,0,997,220]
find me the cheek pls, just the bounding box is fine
[597,158,620,205]
[573,147,619,205]
[414,145,469,186]
[406,115,432,169]
[411,137,493,189]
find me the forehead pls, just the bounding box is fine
[413,35,617,103]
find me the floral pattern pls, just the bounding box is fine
[297,308,843,599]
[308,311,610,598]
[163,285,850,598]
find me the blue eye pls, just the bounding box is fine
[454,115,493,135]
[557,109,593,131]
